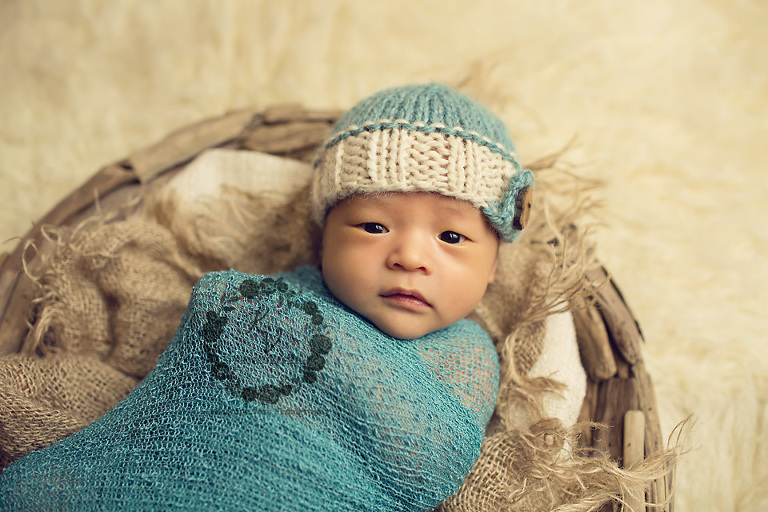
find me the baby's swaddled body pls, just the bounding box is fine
[0,265,499,511]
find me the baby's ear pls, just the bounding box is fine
[487,257,499,284]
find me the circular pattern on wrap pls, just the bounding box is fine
[200,276,332,405]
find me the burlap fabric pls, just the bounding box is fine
[0,353,136,469]
[0,151,658,510]
[1,220,203,470]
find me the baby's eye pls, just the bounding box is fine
[438,231,466,244]
[360,222,389,234]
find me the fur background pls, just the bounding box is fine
[1,1,766,510]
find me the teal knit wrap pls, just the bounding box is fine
[311,83,534,242]
[0,266,499,511]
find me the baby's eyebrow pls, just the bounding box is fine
[435,204,478,220]
[440,204,471,216]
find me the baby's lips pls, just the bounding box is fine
[381,288,431,306]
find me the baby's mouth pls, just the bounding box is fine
[380,288,431,309]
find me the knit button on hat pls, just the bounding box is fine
[310,83,534,242]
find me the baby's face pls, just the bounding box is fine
[321,192,499,339]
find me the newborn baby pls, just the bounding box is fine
[0,83,534,511]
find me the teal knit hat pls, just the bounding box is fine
[310,83,534,242]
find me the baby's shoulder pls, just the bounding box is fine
[415,319,498,367]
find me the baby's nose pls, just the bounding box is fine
[386,235,431,273]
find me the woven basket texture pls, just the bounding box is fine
[0,107,673,511]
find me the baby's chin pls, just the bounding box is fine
[368,317,450,340]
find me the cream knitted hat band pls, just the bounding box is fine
[311,125,519,222]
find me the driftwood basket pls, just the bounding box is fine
[0,106,673,511]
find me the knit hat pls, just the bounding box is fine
[310,83,534,242]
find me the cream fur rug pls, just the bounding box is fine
[1,2,767,510]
